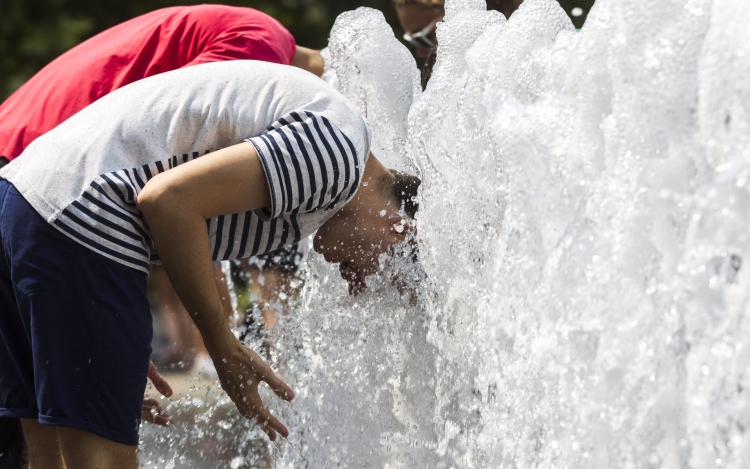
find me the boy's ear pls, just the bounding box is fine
[385,214,415,241]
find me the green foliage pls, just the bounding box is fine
[0,0,592,100]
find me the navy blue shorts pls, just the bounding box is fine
[0,180,152,445]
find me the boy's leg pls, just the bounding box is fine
[0,181,39,469]
[56,426,136,469]
[0,182,153,458]
[19,418,62,469]
[21,418,137,469]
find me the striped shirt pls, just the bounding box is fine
[0,61,370,273]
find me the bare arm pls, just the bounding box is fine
[291,45,325,77]
[137,142,293,440]
[214,263,237,325]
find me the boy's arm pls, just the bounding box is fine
[292,46,325,77]
[214,263,237,325]
[137,142,294,441]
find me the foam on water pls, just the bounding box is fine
[141,1,750,467]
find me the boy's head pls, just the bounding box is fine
[314,155,421,294]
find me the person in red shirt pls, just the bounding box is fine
[0,4,324,165]
[0,6,325,468]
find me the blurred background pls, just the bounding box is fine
[1,0,594,101]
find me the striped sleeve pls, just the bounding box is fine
[246,111,366,221]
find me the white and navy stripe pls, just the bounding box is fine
[52,111,364,273]
[248,111,363,220]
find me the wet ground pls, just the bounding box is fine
[139,373,279,469]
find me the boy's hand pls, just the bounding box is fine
[147,360,173,397]
[142,398,172,426]
[142,360,173,427]
[210,337,294,441]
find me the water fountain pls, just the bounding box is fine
[141,0,750,466]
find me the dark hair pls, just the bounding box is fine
[391,171,421,218]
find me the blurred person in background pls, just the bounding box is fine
[0,5,323,467]
[392,0,523,86]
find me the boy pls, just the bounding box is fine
[0,60,418,468]
[0,7,325,462]
[0,4,324,383]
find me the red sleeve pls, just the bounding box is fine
[182,23,297,68]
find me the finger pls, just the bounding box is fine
[258,366,294,401]
[142,398,168,417]
[237,397,289,439]
[256,414,278,442]
[152,413,173,426]
[254,407,289,440]
[142,408,173,427]
[142,399,172,427]
[148,361,173,397]
[251,410,278,442]
[143,397,160,407]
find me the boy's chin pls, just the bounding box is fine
[347,278,368,296]
[339,262,366,295]
[347,280,364,296]
[338,261,357,282]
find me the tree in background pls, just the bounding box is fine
[0,0,593,100]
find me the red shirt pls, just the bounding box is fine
[0,5,296,161]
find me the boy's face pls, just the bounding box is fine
[314,191,410,294]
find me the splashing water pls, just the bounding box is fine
[322,8,421,173]
[141,0,750,467]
